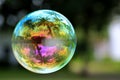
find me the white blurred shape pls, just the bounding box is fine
[109,16,120,61]
[94,40,108,60]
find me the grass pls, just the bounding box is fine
[0,67,81,80]
[1,60,120,80]
[88,61,120,74]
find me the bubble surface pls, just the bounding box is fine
[12,10,76,74]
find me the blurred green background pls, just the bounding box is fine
[1,0,120,80]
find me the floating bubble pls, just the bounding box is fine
[12,10,76,74]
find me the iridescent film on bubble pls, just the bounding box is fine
[12,10,76,74]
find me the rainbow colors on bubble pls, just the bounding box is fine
[12,10,76,74]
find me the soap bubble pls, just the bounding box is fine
[12,10,76,74]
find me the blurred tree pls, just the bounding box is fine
[47,0,119,76]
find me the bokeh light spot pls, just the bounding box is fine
[0,14,4,27]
